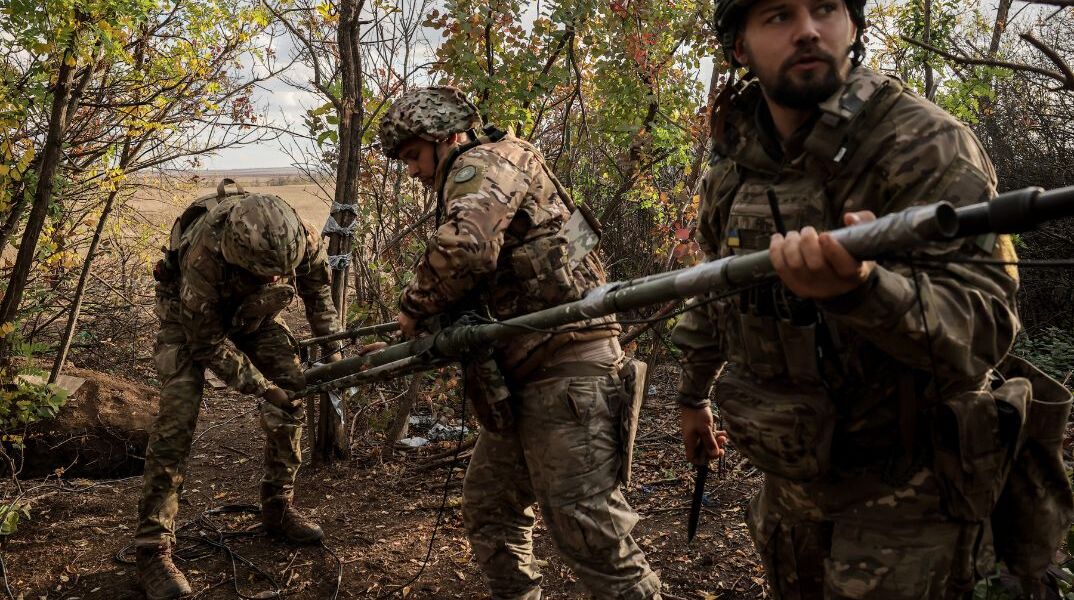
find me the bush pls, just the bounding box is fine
[1013,326,1074,384]
[0,324,69,537]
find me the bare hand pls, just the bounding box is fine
[321,350,342,363]
[679,406,728,465]
[262,386,296,409]
[769,211,877,300]
[397,312,418,339]
[358,341,387,356]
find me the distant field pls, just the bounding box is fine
[0,171,338,264]
[132,171,336,230]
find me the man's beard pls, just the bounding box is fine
[752,45,847,110]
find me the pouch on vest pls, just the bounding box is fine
[737,312,784,378]
[931,377,1028,522]
[717,370,835,480]
[616,358,647,486]
[464,355,515,434]
[990,355,1074,586]
[231,283,295,334]
[507,231,587,309]
[777,320,823,385]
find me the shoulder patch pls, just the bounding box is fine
[454,165,478,183]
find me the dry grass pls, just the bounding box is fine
[130,174,336,230]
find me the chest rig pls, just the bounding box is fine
[719,74,904,384]
[712,74,905,481]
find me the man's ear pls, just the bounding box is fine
[733,36,749,68]
[435,133,460,160]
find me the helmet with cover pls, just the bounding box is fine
[377,86,482,159]
[219,194,306,277]
[713,0,867,67]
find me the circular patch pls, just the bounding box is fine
[453,165,477,183]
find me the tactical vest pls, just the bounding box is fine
[435,125,603,313]
[432,127,610,433]
[713,75,905,390]
[153,178,247,284]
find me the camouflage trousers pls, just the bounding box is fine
[463,373,662,600]
[747,468,993,600]
[135,320,306,547]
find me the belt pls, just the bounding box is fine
[525,360,619,383]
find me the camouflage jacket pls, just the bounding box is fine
[156,196,339,396]
[399,132,619,376]
[672,67,1020,458]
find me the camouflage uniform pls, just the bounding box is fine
[672,67,1021,598]
[135,193,339,547]
[391,106,661,598]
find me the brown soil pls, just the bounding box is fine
[19,367,159,479]
[0,364,767,599]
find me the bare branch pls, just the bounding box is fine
[1020,32,1074,86]
[1023,0,1074,7]
[900,34,1074,90]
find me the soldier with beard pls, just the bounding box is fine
[673,0,1024,597]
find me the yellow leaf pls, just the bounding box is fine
[64,53,76,67]
[0,322,14,337]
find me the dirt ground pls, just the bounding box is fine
[1,362,767,600]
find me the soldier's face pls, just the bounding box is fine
[734,0,857,110]
[398,138,438,188]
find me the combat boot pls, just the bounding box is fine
[261,494,323,544]
[136,543,192,599]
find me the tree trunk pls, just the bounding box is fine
[0,46,79,365]
[316,0,365,464]
[50,30,145,382]
[685,61,724,194]
[48,186,122,382]
[922,0,936,101]
[988,0,1014,58]
[598,97,660,223]
[0,180,29,255]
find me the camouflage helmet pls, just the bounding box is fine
[220,194,306,277]
[714,0,867,66]
[377,86,482,159]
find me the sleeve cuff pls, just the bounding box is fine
[819,266,916,325]
[231,371,268,399]
[253,379,272,397]
[676,394,711,409]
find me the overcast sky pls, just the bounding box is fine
[199,1,721,171]
[199,0,1025,171]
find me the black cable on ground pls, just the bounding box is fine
[115,503,343,599]
[0,551,14,600]
[374,378,470,599]
[320,540,345,600]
